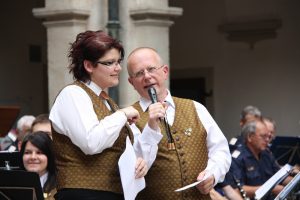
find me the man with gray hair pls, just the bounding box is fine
[262,117,276,146]
[230,119,289,200]
[0,115,35,151]
[239,105,262,127]
[229,105,262,152]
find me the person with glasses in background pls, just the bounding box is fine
[262,117,276,147]
[49,31,165,200]
[229,119,293,200]
[126,47,231,200]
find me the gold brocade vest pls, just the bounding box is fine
[52,81,133,194]
[133,97,210,200]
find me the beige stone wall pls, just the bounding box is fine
[33,0,92,107]
[32,0,182,108]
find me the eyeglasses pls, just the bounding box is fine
[257,134,272,141]
[131,65,164,78]
[96,59,123,68]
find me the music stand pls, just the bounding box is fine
[0,151,22,170]
[274,172,300,200]
[255,164,293,200]
[0,106,20,137]
[0,170,44,200]
[270,136,300,165]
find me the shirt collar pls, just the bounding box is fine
[83,81,104,96]
[40,172,48,188]
[165,90,175,109]
[139,97,152,112]
[139,89,175,112]
[243,145,268,160]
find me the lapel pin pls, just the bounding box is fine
[184,128,192,136]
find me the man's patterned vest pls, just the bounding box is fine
[52,81,132,194]
[133,97,211,200]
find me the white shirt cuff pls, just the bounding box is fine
[140,124,163,144]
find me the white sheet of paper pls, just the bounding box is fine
[118,136,145,200]
[175,173,210,192]
[255,164,293,199]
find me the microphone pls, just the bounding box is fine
[148,87,158,103]
[147,87,175,150]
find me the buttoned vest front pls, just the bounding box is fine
[52,81,132,194]
[133,97,210,200]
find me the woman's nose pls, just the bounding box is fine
[114,63,122,71]
[30,152,37,159]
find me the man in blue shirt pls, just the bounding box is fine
[230,119,288,200]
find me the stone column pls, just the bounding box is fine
[118,0,183,107]
[32,0,91,108]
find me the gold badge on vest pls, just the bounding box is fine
[184,127,192,136]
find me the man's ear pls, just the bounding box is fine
[248,136,252,143]
[128,77,137,90]
[247,133,254,143]
[162,65,169,79]
[128,77,133,85]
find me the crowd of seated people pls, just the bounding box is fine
[212,105,299,200]
[0,113,52,152]
[0,113,55,199]
[211,105,262,200]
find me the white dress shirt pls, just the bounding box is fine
[138,90,231,184]
[40,172,48,188]
[49,81,162,167]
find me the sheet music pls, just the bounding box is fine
[255,164,293,200]
[174,173,210,192]
[118,136,145,200]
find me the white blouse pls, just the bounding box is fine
[49,81,162,167]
